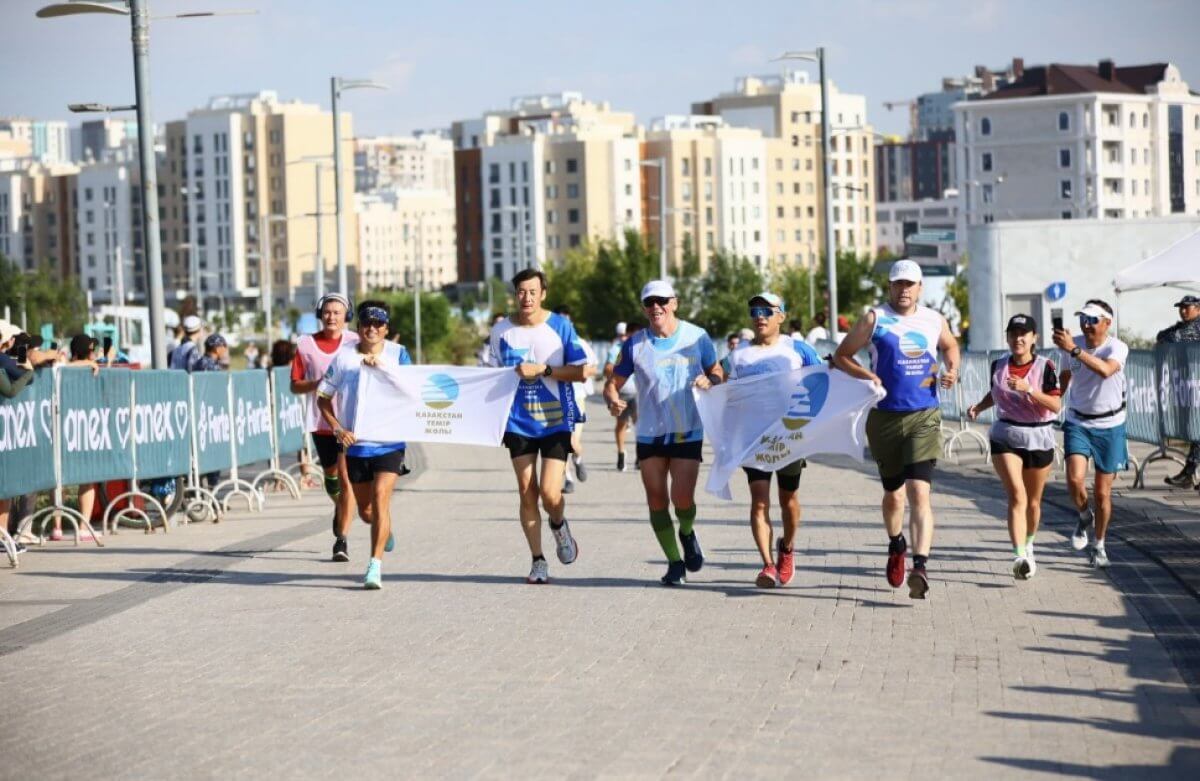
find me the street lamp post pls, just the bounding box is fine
[639,158,667,280]
[331,77,387,297]
[288,156,332,305]
[410,214,425,364]
[257,213,288,345]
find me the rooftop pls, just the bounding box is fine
[981,60,1173,100]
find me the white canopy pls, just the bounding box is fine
[1113,228,1200,292]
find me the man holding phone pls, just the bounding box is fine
[1053,299,1128,568]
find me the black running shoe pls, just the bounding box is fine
[332,536,349,562]
[617,453,626,472]
[661,560,687,586]
[907,567,929,599]
[679,530,704,572]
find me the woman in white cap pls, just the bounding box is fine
[603,280,721,586]
[968,314,1061,580]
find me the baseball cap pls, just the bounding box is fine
[1074,303,1113,321]
[640,280,676,301]
[182,315,202,333]
[615,321,627,336]
[889,259,923,283]
[748,291,786,312]
[1173,294,1200,307]
[204,334,227,350]
[1006,314,1038,333]
[0,320,21,345]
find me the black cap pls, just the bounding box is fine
[1173,294,1200,307]
[1006,314,1037,334]
[205,333,227,350]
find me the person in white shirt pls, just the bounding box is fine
[805,312,830,345]
[552,305,596,494]
[1052,299,1128,569]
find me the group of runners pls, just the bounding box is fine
[292,259,1131,596]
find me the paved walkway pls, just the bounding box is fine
[3,404,1200,779]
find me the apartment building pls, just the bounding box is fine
[71,118,139,164]
[74,156,143,303]
[159,91,357,312]
[356,188,457,291]
[955,60,1200,231]
[0,119,71,164]
[691,71,876,267]
[0,160,78,279]
[356,133,453,194]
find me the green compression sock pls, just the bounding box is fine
[650,509,681,562]
[1026,533,1036,546]
[675,505,697,537]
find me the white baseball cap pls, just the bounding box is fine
[640,280,676,301]
[1074,303,1113,321]
[615,321,627,336]
[182,315,202,333]
[889,259,923,283]
[748,291,786,312]
[0,320,21,345]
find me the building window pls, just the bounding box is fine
[568,208,579,224]
[980,117,992,136]
[681,158,690,176]
[545,160,556,174]
[569,233,580,247]
[566,158,578,174]
[1062,211,1072,219]
[1058,111,1070,131]
[488,164,499,184]
[1060,180,1072,199]
[566,183,579,199]
[1059,149,1071,168]
[981,152,993,172]
[982,184,994,204]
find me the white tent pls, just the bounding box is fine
[1113,227,1200,292]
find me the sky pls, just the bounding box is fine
[2,0,1199,139]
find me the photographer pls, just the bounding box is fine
[0,321,35,399]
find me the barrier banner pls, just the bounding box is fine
[1125,350,1162,445]
[272,367,306,455]
[191,372,234,473]
[231,371,273,466]
[0,369,56,498]
[1155,343,1200,442]
[59,367,134,486]
[133,370,193,480]
[957,351,996,424]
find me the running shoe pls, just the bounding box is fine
[562,476,575,494]
[907,567,929,599]
[756,564,779,588]
[679,530,704,572]
[886,537,907,588]
[527,558,550,584]
[551,520,578,565]
[49,529,64,542]
[1071,507,1093,551]
[332,536,349,562]
[1012,556,1032,580]
[384,532,395,553]
[5,540,27,555]
[1026,541,1037,578]
[575,458,589,482]
[1089,544,1110,569]
[617,453,626,472]
[777,540,795,585]
[363,558,382,590]
[660,560,687,586]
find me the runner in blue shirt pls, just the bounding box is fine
[603,280,721,586]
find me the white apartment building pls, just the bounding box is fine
[955,60,1200,234]
[0,119,71,164]
[75,158,140,303]
[356,188,457,291]
[356,133,454,194]
[875,198,960,256]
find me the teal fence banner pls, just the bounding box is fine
[59,367,134,486]
[133,370,193,480]
[191,372,233,474]
[1126,349,1161,445]
[231,370,273,466]
[0,369,56,498]
[1155,343,1200,442]
[272,367,305,455]
[957,351,997,424]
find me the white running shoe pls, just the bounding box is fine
[1071,507,1093,551]
[1090,544,1110,569]
[574,457,589,482]
[1012,556,1032,580]
[1025,543,1038,578]
[562,475,575,494]
[527,558,550,584]
[551,519,578,565]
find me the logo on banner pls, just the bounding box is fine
[132,401,187,445]
[0,398,52,453]
[781,373,829,431]
[276,390,303,432]
[197,401,231,451]
[422,373,460,410]
[235,396,272,446]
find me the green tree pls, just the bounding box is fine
[944,254,970,336]
[0,255,87,336]
[692,251,765,338]
[370,290,451,356]
[771,262,818,329]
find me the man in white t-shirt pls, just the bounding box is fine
[1053,299,1128,569]
[805,311,830,346]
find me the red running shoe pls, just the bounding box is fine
[886,538,907,588]
[777,540,795,586]
[755,564,779,588]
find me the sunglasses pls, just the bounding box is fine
[1078,315,1102,327]
[361,318,389,329]
[642,296,672,309]
[748,306,776,319]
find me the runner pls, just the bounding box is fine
[552,305,597,495]
[967,314,1061,580]
[718,292,822,588]
[604,280,721,586]
[833,260,960,599]
[290,293,360,562]
[603,322,639,471]
[316,300,410,590]
[488,269,588,584]
[1053,299,1129,569]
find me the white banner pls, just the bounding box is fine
[354,365,522,447]
[694,366,885,500]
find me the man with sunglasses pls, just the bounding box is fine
[1157,295,1200,489]
[1053,299,1128,568]
[719,292,822,588]
[316,300,409,590]
[604,280,721,586]
[487,269,589,585]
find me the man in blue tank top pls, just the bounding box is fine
[834,260,960,599]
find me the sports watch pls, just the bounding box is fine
[1070,346,1082,358]
[543,364,554,377]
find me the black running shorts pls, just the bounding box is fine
[503,431,573,462]
[345,449,407,484]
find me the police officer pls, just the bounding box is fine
[1159,295,1200,489]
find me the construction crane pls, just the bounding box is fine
[882,100,918,140]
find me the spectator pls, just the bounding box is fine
[269,339,296,369]
[195,334,228,373]
[719,332,740,377]
[47,335,103,542]
[1159,295,1200,488]
[0,321,35,399]
[805,312,829,345]
[169,315,204,371]
[243,342,262,369]
[789,318,805,340]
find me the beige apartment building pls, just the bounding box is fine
[160,91,357,313]
[0,160,78,280]
[356,188,457,292]
[692,71,877,268]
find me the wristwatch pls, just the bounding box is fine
[1070,346,1082,358]
[543,364,554,377]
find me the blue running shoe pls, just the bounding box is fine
[384,532,395,553]
[679,530,704,572]
[661,560,687,586]
[364,558,382,590]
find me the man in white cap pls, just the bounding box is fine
[168,315,204,372]
[834,259,959,599]
[603,320,638,471]
[604,279,721,586]
[1052,299,1128,568]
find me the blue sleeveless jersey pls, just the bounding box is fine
[868,304,943,413]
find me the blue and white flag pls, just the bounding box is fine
[353,364,521,447]
[694,366,884,500]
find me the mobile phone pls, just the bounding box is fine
[49,341,58,351]
[12,344,28,364]
[103,336,113,353]
[1051,308,1064,332]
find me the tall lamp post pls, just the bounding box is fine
[639,158,667,280]
[773,48,839,338]
[331,77,387,296]
[288,156,332,305]
[38,1,255,368]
